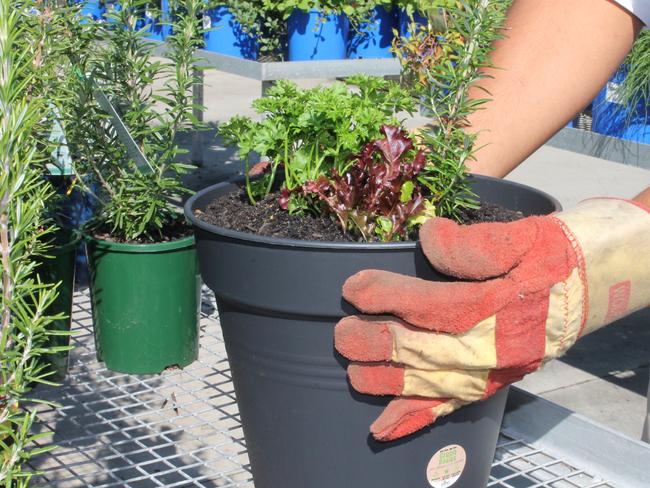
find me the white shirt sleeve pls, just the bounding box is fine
[613,0,650,26]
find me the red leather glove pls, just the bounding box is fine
[335,198,650,441]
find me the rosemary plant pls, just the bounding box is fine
[618,29,650,123]
[71,0,205,242]
[397,0,512,218]
[0,0,70,483]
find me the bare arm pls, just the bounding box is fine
[635,187,650,206]
[466,0,643,177]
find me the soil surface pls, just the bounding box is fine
[91,218,193,244]
[196,189,525,243]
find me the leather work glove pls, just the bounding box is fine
[335,198,650,441]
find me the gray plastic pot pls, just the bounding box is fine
[185,175,560,488]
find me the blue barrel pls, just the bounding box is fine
[288,9,349,61]
[621,123,650,144]
[141,0,171,40]
[592,67,649,141]
[398,8,428,39]
[204,6,259,60]
[78,0,104,21]
[348,6,395,59]
[103,1,121,23]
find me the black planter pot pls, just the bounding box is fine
[185,176,560,488]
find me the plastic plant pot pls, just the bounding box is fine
[103,1,122,26]
[185,175,561,488]
[288,9,349,61]
[38,232,79,380]
[398,8,428,39]
[592,66,648,140]
[620,122,650,144]
[348,6,395,59]
[140,0,171,40]
[86,234,200,374]
[203,6,259,60]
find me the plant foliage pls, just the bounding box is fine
[68,0,205,242]
[618,29,650,123]
[220,76,415,209]
[220,1,512,242]
[296,125,434,241]
[0,0,74,483]
[395,0,512,218]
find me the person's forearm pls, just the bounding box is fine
[466,0,642,177]
[634,187,650,207]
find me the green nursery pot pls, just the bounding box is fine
[38,235,78,380]
[86,234,200,374]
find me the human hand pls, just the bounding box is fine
[335,199,650,441]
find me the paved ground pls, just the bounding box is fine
[183,67,650,442]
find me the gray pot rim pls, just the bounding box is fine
[184,174,561,250]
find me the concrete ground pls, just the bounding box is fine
[185,67,650,441]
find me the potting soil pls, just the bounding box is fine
[197,188,525,242]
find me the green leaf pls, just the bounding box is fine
[400,180,415,203]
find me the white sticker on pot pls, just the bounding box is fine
[606,82,623,105]
[426,444,466,488]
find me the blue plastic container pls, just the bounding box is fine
[348,6,395,59]
[592,67,649,143]
[103,1,121,23]
[398,8,428,39]
[204,6,259,60]
[288,9,349,61]
[78,0,104,21]
[142,0,171,40]
[621,123,650,144]
[48,177,98,282]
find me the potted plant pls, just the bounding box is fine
[592,30,650,144]
[186,3,555,487]
[0,0,74,479]
[78,0,105,20]
[139,0,172,40]
[203,0,260,59]
[347,0,396,59]
[395,0,456,38]
[271,0,351,61]
[23,0,101,379]
[66,0,205,374]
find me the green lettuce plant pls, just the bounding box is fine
[220,75,415,210]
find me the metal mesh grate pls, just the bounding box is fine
[27,290,617,487]
[490,436,614,488]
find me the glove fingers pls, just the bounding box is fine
[343,269,511,333]
[335,315,394,362]
[370,397,466,442]
[348,362,488,402]
[336,314,499,370]
[419,217,539,280]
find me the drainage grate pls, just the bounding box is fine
[27,290,617,488]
